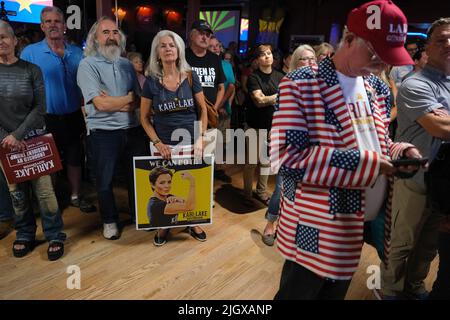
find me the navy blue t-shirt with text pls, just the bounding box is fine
[142,72,202,145]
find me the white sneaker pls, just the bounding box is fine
[103,223,119,240]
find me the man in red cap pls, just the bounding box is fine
[270,0,422,299]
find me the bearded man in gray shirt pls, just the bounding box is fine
[77,17,146,240]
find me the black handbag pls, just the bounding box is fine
[425,143,450,215]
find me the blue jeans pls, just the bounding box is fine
[8,175,65,242]
[265,174,282,223]
[429,231,450,300]
[0,169,14,222]
[89,127,147,224]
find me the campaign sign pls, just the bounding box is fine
[134,155,214,230]
[0,134,62,184]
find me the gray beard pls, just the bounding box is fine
[98,44,121,61]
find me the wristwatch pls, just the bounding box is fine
[152,138,161,145]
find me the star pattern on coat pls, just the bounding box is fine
[330,149,360,171]
[325,107,343,131]
[330,187,362,215]
[279,165,305,202]
[286,130,309,150]
[318,58,340,87]
[296,224,320,254]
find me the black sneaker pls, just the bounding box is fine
[70,197,97,213]
[188,227,207,242]
[153,229,170,246]
[214,170,232,183]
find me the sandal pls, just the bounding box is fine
[12,240,34,258]
[47,241,64,261]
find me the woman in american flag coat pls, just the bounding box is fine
[269,51,420,298]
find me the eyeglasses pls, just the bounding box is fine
[364,40,383,63]
[298,57,317,62]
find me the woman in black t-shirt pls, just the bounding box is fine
[244,44,283,205]
[148,167,197,246]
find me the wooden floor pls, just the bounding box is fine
[0,166,439,300]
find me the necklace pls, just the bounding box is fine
[160,71,184,102]
[161,71,181,91]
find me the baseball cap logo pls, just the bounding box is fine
[387,23,407,42]
[389,23,407,34]
[366,5,381,30]
[347,0,414,66]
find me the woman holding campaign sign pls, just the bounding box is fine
[140,30,209,245]
[147,167,197,246]
[0,21,65,261]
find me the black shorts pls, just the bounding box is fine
[45,109,86,167]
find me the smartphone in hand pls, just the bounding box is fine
[390,157,428,167]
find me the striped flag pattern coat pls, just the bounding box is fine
[270,58,413,280]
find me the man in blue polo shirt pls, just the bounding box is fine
[77,17,146,240]
[21,6,95,213]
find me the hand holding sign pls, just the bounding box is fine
[0,134,62,184]
[1,135,26,152]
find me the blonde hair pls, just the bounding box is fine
[83,16,126,57]
[289,44,316,72]
[145,30,191,78]
[315,42,334,59]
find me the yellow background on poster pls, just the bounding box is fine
[135,165,212,226]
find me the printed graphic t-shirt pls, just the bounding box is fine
[142,73,202,145]
[336,71,387,221]
[185,48,225,105]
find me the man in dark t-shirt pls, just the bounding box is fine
[186,20,230,182]
[186,20,225,107]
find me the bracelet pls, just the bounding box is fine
[152,138,161,145]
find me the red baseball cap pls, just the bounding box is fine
[347,0,414,66]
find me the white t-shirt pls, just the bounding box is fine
[336,71,387,221]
